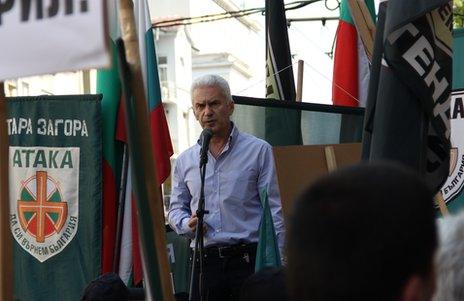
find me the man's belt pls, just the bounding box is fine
[204,242,257,259]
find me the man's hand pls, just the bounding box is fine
[187,214,207,234]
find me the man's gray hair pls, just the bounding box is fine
[433,212,464,301]
[191,74,232,102]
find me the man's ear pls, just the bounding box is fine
[399,274,435,301]
[228,101,234,116]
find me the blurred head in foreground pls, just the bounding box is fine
[287,163,437,301]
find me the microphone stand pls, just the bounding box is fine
[189,147,209,301]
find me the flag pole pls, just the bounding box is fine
[0,82,13,301]
[435,192,449,216]
[113,144,129,273]
[324,145,338,172]
[347,0,376,62]
[296,60,304,102]
[117,1,174,300]
[361,1,387,159]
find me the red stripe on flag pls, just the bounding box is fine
[116,102,172,184]
[115,98,127,143]
[332,21,359,107]
[150,105,174,183]
[102,160,117,273]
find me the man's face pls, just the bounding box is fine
[192,85,234,135]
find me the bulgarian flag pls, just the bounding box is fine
[116,0,173,183]
[96,0,123,274]
[116,0,174,285]
[332,0,376,107]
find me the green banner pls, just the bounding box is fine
[8,95,102,301]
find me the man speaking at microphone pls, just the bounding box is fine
[168,74,285,301]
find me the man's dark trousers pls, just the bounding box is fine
[190,243,257,301]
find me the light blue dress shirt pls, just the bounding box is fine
[167,124,285,252]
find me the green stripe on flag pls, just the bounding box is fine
[145,28,162,109]
[340,0,376,25]
[97,41,122,172]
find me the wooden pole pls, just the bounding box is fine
[435,192,449,216]
[347,0,376,62]
[0,82,13,301]
[82,70,92,94]
[118,1,174,300]
[296,60,304,102]
[324,146,338,172]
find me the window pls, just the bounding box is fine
[158,56,167,64]
[158,56,168,82]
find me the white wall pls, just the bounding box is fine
[149,0,190,19]
[189,1,265,98]
[5,71,86,97]
[150,0,265,98]
[150,0,267,151]
[155,26,193,153]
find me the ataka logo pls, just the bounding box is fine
[17,171,68,243]
[441,90,464,203]
[10,146,79,262]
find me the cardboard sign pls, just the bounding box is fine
[0,1,109,80]
[273,143,362,220]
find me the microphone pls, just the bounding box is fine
[199,128,213,167]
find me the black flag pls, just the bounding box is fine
[265,0,302,146]
[363,0,452,192]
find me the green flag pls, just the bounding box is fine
[265,0,302,146]
[255,188,281,272]
[9,95,102,301]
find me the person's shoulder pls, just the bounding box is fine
[176,144,200,163]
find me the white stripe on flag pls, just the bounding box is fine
[357,35,370,107]
[107,0,121,41]
[133,0,152,96]
[118,162,133,285]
